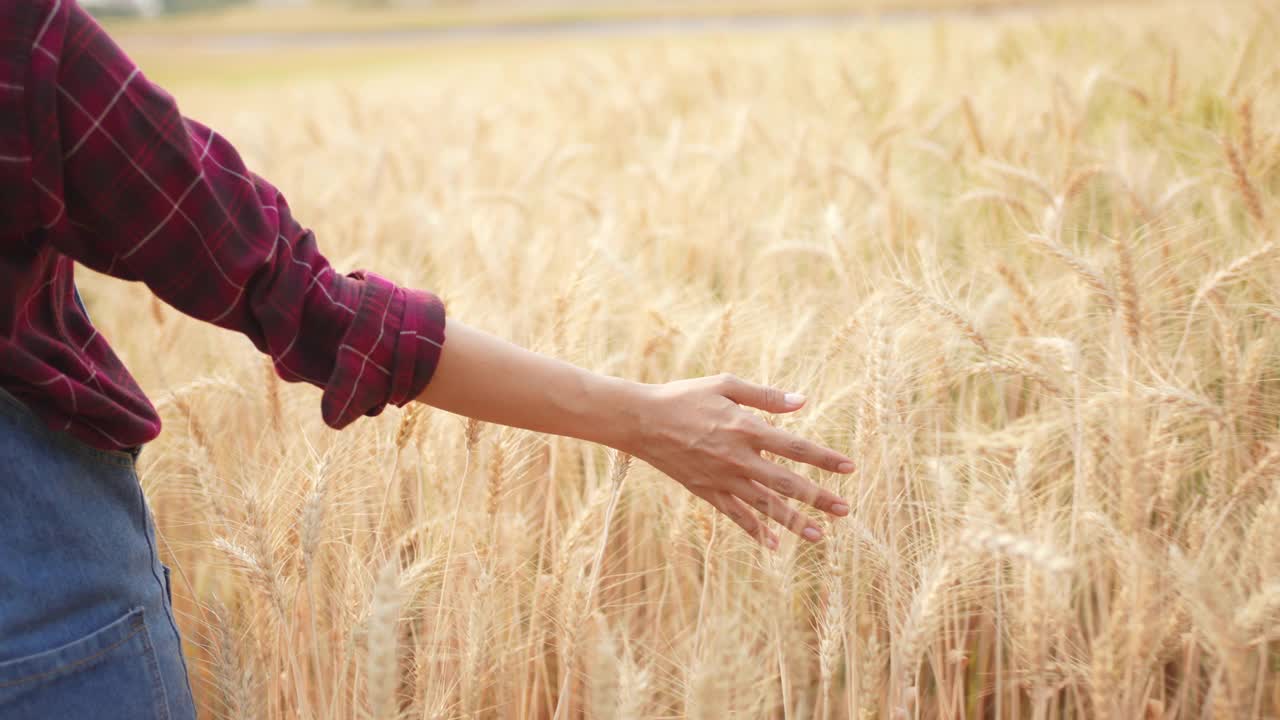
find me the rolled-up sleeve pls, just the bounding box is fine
[27,1,446,427]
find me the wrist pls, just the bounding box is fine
[576,374,653,454]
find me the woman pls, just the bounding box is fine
[0,2,855,717]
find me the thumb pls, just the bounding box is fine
[717,374,806,414]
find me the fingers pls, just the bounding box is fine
[732,478,825,543]
[759,428,857,475]
[716,374,805,414]
[713,374,857,474]
[702,489,780,550]
[750,459,850,517]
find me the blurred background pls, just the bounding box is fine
[88,0,1109,31]
[92,0,1109,94]
[85,0,1058,18]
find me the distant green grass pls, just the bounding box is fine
[102,0,1061,38]
[124,44,447,89]
[120,30,664,90]
[110,0,1141,90]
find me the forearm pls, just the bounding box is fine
[415,320,854,548]
[415,319,645,451]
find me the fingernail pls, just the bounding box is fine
[837,462,856,474]
[784,393,806,408]
[803,527,822,542]
[831,503,850,516]
[766,536,779,550]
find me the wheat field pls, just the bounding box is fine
[79,2,1280,718]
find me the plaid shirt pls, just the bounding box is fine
[0,0,447,452]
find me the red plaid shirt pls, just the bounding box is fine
[1,0,447,452]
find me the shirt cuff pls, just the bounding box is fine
[319,271,446,429]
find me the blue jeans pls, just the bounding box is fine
[0,388,196,719]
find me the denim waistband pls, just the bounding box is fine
[0,387,140,468]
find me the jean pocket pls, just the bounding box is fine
[0,607,168,720]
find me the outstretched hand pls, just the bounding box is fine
[620,373,854,550]
[415,321,854,549]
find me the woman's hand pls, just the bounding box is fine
[416,321,854,549]
[618,373,854,550]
